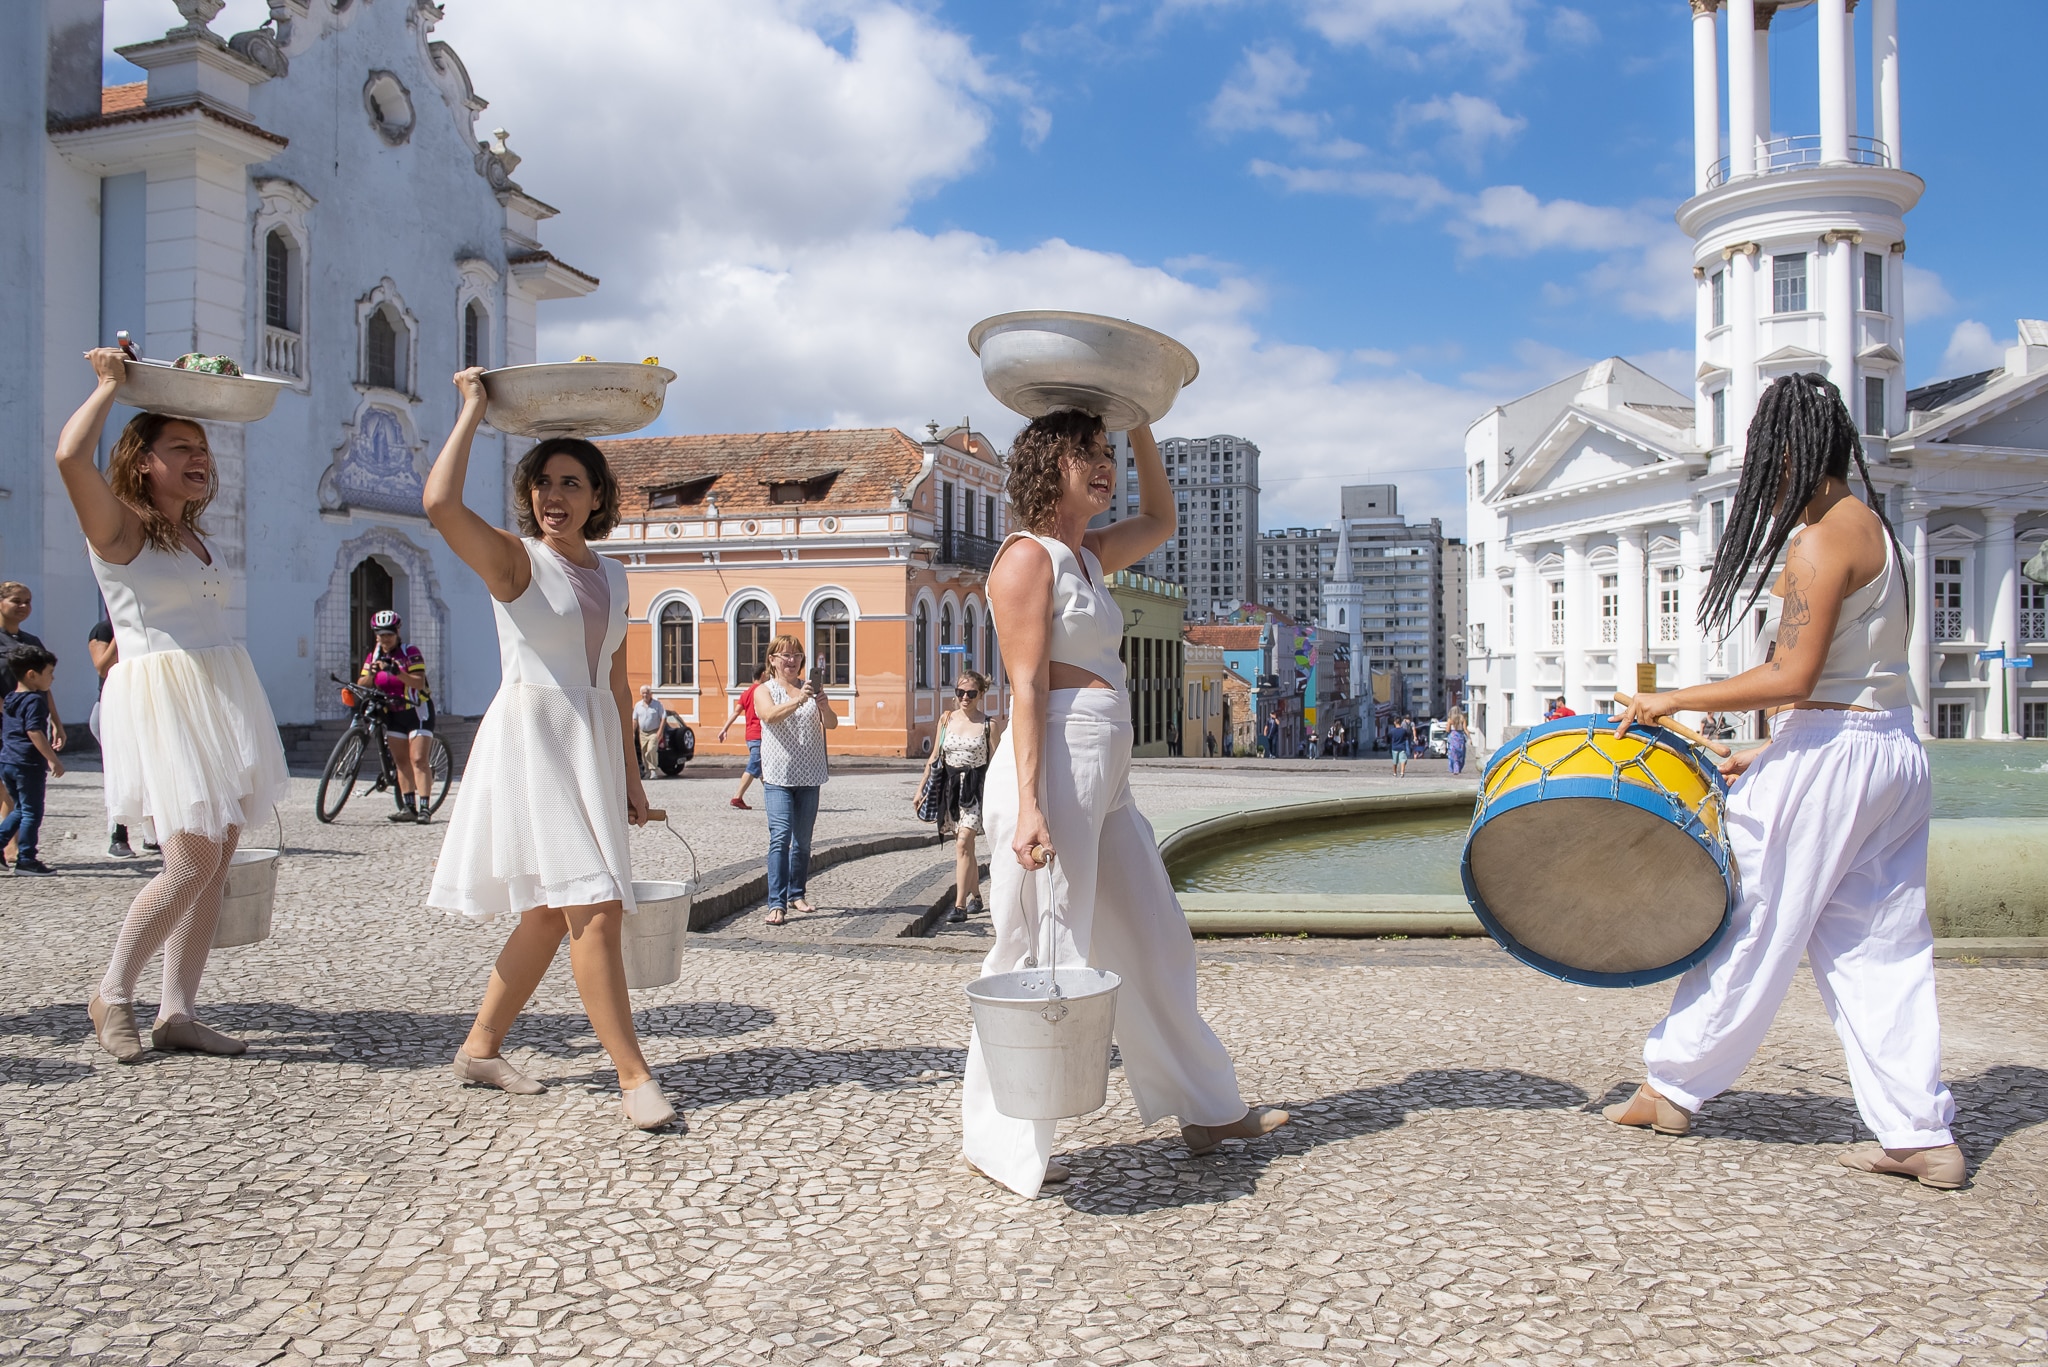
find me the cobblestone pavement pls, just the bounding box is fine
[3,766,2044,1366]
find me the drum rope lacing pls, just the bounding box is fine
[1514,727,1722,836]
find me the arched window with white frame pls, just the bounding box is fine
[939,603,957,686]
[734,599,772,682]
[811,596,851,686]
[914,602,931,689]
[657,601,695,686]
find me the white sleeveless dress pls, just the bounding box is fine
[428,540,638,922]
[90,539,289,841]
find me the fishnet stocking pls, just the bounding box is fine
[98,827,240,1023]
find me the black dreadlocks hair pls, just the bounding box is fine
[1696,371,1903,638]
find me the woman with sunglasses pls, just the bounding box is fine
[915,669,999,923]
[754,635,837,926]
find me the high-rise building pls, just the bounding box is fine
[1100,433,1260,622]
[1261,485,1452,718]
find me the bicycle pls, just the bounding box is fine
[315,674,453,824]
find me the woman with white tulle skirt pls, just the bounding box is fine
[423,367,672,1130]
[965,411,1290,1199]
[53,349,291,1064]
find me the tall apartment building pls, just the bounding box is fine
[1098,433,1260,622]
[1260,485,1453,718]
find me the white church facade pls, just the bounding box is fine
[1464,0,2048,748]
[1,0,593,729]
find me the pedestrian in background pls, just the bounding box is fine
[755,635,835,926]
[1390,714,1415,778]
[717,666,767,809]
[1445,708,1470,776]
[632,685,665,779]
[0,582,64,860]
[1,644,64,875]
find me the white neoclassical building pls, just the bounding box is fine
[1464,0,2048,747]
[1,0,593,728]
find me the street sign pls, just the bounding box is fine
[2009,656,2035,668]
[938,644,967,654]
[1635,662,1658,694]
[1978,648,2006,661]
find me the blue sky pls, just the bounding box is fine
[104,1,2047,533]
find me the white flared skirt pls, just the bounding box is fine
[428,681,638,923]
[98,644,290,842]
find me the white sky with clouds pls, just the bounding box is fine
[101,0,2046,535]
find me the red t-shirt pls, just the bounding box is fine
[738,683,763,741]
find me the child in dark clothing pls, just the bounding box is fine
[1,644,64,874]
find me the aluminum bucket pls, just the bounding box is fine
[623,879,695,990]
[965,966,1121,1120]
[213,848,280,949]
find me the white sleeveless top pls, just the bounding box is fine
[90,539,234,657]
[495,539,628,692]
[991,531,1125,688]
[1764,534,1912,712]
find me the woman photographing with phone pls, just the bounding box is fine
[1607,373,1960,1188]
[423,367,671,1130]
[964,411,1288,1199]
[754,639,837,926]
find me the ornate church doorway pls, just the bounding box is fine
[349,557,396,667]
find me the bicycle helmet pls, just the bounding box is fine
[371,610,401,632]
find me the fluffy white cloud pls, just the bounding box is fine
[1207,44,1361,157]
[1903,262,1957,323]
[1298,0,1528,71]
[1939,321,2010,377]
[1395,94,1526,171]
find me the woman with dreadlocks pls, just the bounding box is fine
[1605,372,1962,1189]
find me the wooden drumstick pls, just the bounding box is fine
[1612,692,1732,757]
[644,808,667,822]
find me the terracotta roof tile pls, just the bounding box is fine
[599,428,928,519]
[102,83,147,115]
[1186,625,1265,650]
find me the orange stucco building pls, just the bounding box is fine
[593,425,1007,758]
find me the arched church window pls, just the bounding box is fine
[364,307,405,391]
[464,300,487,370]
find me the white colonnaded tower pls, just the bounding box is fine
[1464,1,2048,748]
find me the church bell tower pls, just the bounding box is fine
[1681,0,1919,466]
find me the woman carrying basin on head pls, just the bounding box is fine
[424,367,672,1130]
[1606,373,1960,1188]
[963,409,1289,1198]
[53,349,291,1063]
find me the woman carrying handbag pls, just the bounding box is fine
[914,670,998,924]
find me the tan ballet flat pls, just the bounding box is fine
[1182,1106,1292,1156]
[88,992,146,1064]
[1837,1141,1966,1190]
[622,1079,675,1130]
[966,1159,1070,1190]
[1603,1084,1692,1135]
[151,1018,247,1056]
[451,1050,547,1095]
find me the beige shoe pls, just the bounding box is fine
[88,992,146,1064]
[451,1050,547,1095]
[966,1159,1069,1190]
[1837,1141,1966,1190]
[151,1018,247,1055]
[1182,1106,1292,1156]
[622,1079,675,1130]
[1603,1084,1692,1136]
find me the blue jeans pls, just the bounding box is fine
[764,783,820,908]
[0,763,47,860]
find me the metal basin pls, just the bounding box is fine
[969,311,1199,431]
[114,360,292,424]
[481,361,677,438]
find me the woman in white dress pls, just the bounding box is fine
[423,368,672,1130]
[54,349,291,1063]
[964,411,1290,1198]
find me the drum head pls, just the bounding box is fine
[1466,797,1728,981]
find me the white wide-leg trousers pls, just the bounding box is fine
[962,688,1248,1197]
[1643,708,1955,1148]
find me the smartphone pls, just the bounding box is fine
[809,654,828,694]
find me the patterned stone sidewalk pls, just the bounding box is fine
[1,768,2043,1366]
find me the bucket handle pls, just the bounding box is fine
[642,809,700,887]
[1023,856,1068,1024]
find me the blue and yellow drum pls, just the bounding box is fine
[1461,715,1738,988]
